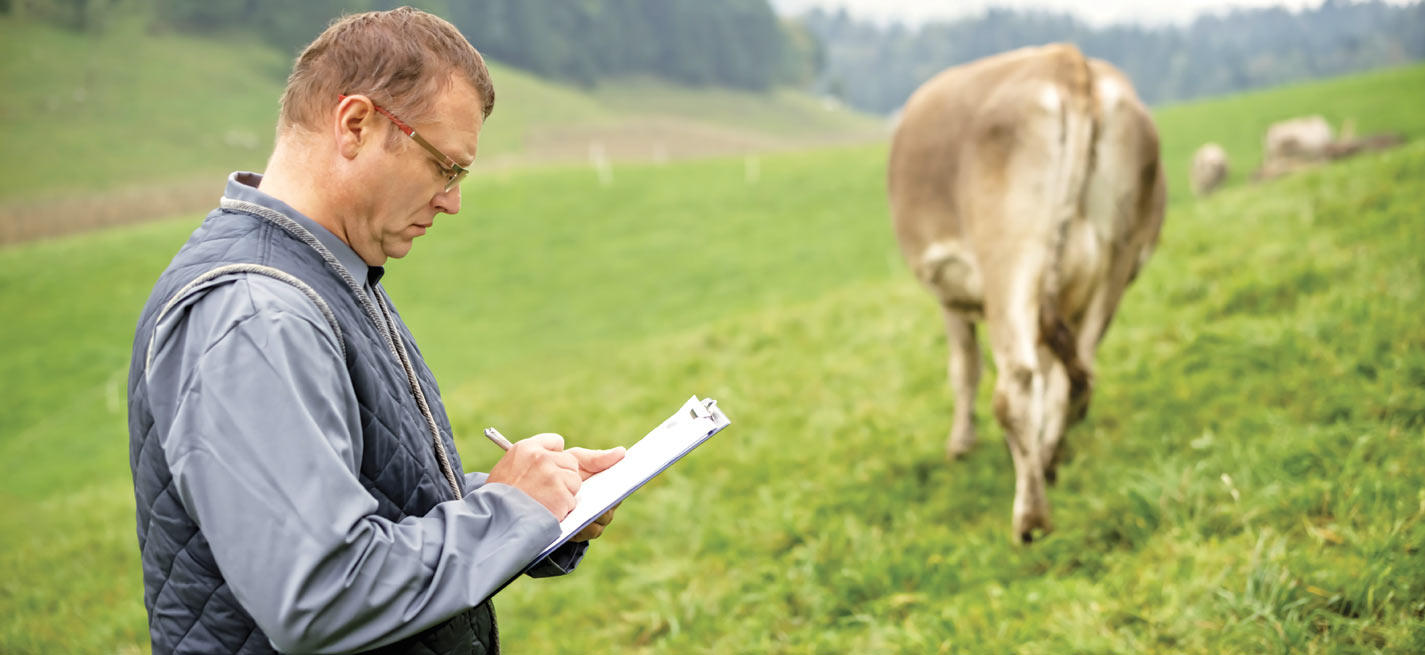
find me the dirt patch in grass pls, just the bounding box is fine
[0,177,221,245]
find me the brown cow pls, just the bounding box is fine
[888,44,1166,542]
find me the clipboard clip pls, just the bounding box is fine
[690,397,718,420]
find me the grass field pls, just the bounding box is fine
[2,64,1424,652]
[0,17,880,206]
[1153,64,1425,202]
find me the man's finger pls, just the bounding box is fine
[550,450,580,473]
[522,432,565,451]
[572,524,602,542]
[568,446,626,479]
[560,469,581,494]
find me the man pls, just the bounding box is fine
[126,8,622,654]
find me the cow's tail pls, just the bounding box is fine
[1039,46,1095,403]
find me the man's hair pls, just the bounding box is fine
[278,7,494,137]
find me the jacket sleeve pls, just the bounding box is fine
[463,471,590,576]
[146,274,561,654]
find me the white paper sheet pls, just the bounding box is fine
[531,395,731,563]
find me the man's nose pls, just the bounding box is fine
[433,185,461,215]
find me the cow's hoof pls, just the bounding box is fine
[1013,511,1053,545]
[1017,525,1053,545]
[946,427,977,460]
[1044,441,1073,484]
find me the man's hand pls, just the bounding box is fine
[566,446,626,480]
[565,446,626,542]
[487,433,581,519]
[572,504,620,542]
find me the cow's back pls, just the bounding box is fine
[1075,58,1164,311]
[888,44,1163,321]
[889,44,1093,264]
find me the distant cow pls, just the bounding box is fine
[1264,115,1333,164]
[888,44,1165,542]
[1255,115,1405,181]
[1190,143,1229,196]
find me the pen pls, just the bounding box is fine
[483,427,514,451]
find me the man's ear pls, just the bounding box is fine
[334,95,376,160]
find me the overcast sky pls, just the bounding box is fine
[769,0,1414,26]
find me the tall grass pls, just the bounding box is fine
[2,66,1423,653]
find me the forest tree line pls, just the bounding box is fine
[801,0,1425,112]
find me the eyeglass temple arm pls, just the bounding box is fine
[337,94,466,173]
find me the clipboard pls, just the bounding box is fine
[525,395,731,568]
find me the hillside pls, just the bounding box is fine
[2,63,1423,652]
[0,17,883,242]
[1154,63,1425,203]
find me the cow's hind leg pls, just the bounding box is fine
[1039,351,1073,484]
[942,308,981,458]
[991,356,1053,543]
[986,281,1054,543]
[1038,302,1092,483]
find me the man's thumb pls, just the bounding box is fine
[594,446,626,468]
[573,446,626,477]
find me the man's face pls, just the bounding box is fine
[348,79,484,265]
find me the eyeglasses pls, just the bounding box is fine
[339,94,470,191]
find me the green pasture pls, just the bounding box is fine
[0,17,285,201]
[3,65,1425,652]
[1153,63,1425,202]
[0,17,880,205]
